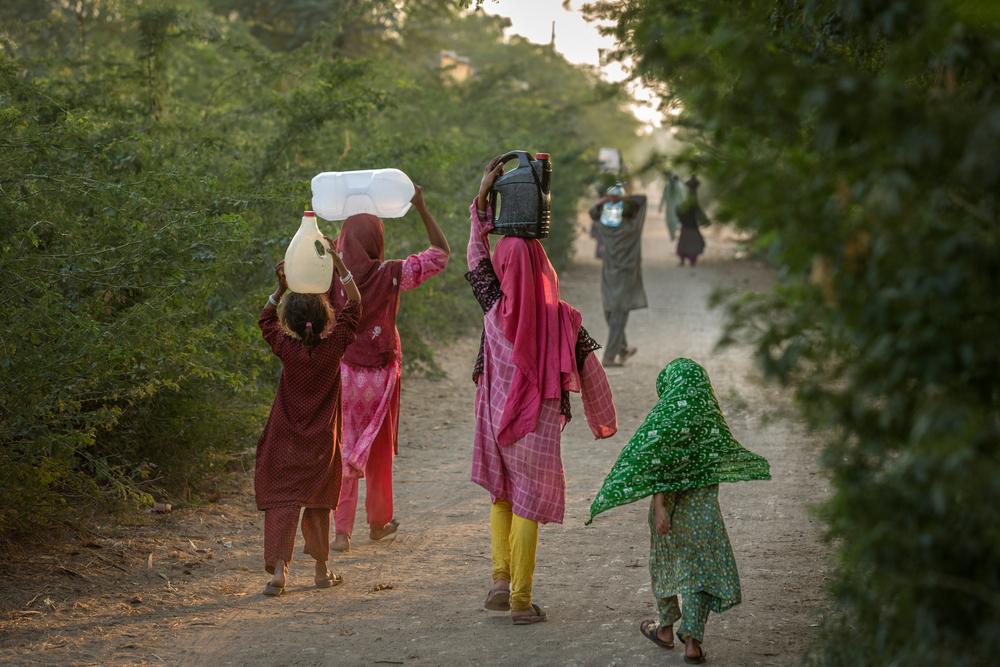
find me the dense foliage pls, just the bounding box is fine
[587,0,1000,664]
[0,0,638,539]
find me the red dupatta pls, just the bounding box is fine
[492,235,581,447]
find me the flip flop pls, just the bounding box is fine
[511,603,547,625]
[370,519,399,542]
[684,649,707,664]
[315,571,343,589]
[639,619,675,649]
[484,584,511,611]
[262,582,285,596]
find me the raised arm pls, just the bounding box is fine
[411,184,450,256]
[468,155,504,271]
[325,237,361,303]
[259,261,290,358]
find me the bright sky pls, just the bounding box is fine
[481,0,663,128]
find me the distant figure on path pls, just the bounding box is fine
[331,185,450,552]
[588,358,771,663]
[589,183,648,367]
[659,171,683,241]
[255,250,362,596]
[677,175,710,267]
[467,155,618,625]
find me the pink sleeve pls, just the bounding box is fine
[579,353,617,439]
[467,199,494,271]
[400,246,449,292]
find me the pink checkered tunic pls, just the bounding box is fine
[467,202,617,524]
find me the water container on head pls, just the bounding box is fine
[489,151,551,239]
[284,210,333,294]
[311,169,415,221]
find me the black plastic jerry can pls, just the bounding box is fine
[489,150,552,239]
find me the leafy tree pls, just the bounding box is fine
[0,1,638,538]
[586,0,1000,664]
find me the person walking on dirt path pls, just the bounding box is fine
[588,183,648,367]
[466,155,618,625]
[330,185,450,552]
[587,358,771,663]
[676,175,710,267]
[255,250,362,596]
[660,171,683,241]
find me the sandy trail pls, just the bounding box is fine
[0,205,830,666]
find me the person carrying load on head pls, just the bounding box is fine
[330,184,450,552]
[589,183,648,367]
[466,154,618,625]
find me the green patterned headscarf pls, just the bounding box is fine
[586,358,770,524]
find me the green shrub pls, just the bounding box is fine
[590,0,1000,664]
[0,1,638,538]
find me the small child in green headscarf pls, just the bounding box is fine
[587,358,771,664]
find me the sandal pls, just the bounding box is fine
[684,649,707,664]
[484,582,511,611]
[639,619,674,649]
[315,571,344,589]
[332,532,351,552]
[511,603,547,625]
[620,347,638,362]
[370,519,399,542]
[262,582,285,596]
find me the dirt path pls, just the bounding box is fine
[0,205,830,666]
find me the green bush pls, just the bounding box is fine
[0,1,638,538]
[589,0,1000,664]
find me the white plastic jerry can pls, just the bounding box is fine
[284,210,333,294]
[311,168,415,221]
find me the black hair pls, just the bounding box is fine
[280,292,332,350]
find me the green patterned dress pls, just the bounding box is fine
[588,358,770,641]
[648,485,741,641]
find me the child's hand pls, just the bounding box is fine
[653,508,671,536]
[274,261,288,293]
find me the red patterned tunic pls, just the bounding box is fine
[255,300,362,511]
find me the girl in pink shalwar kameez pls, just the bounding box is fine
[466,157,618,624]
[331,186,450,551]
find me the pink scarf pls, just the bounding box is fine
[331,214,403,367]
[493,236,582,447]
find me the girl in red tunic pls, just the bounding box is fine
[256,246,362,596]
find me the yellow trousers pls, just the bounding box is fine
[490,500,539,612]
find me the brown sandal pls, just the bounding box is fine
[315,571,343,589]
[640,619,674,649]
[511,603,547,625]
[262,582,284,596]
[370,519,399,542]
[484,582,511,611]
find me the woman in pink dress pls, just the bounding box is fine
[465,156,618,624]
[331,186,449,551]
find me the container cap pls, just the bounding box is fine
[303,210,316,217]
[535,152,550,160]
